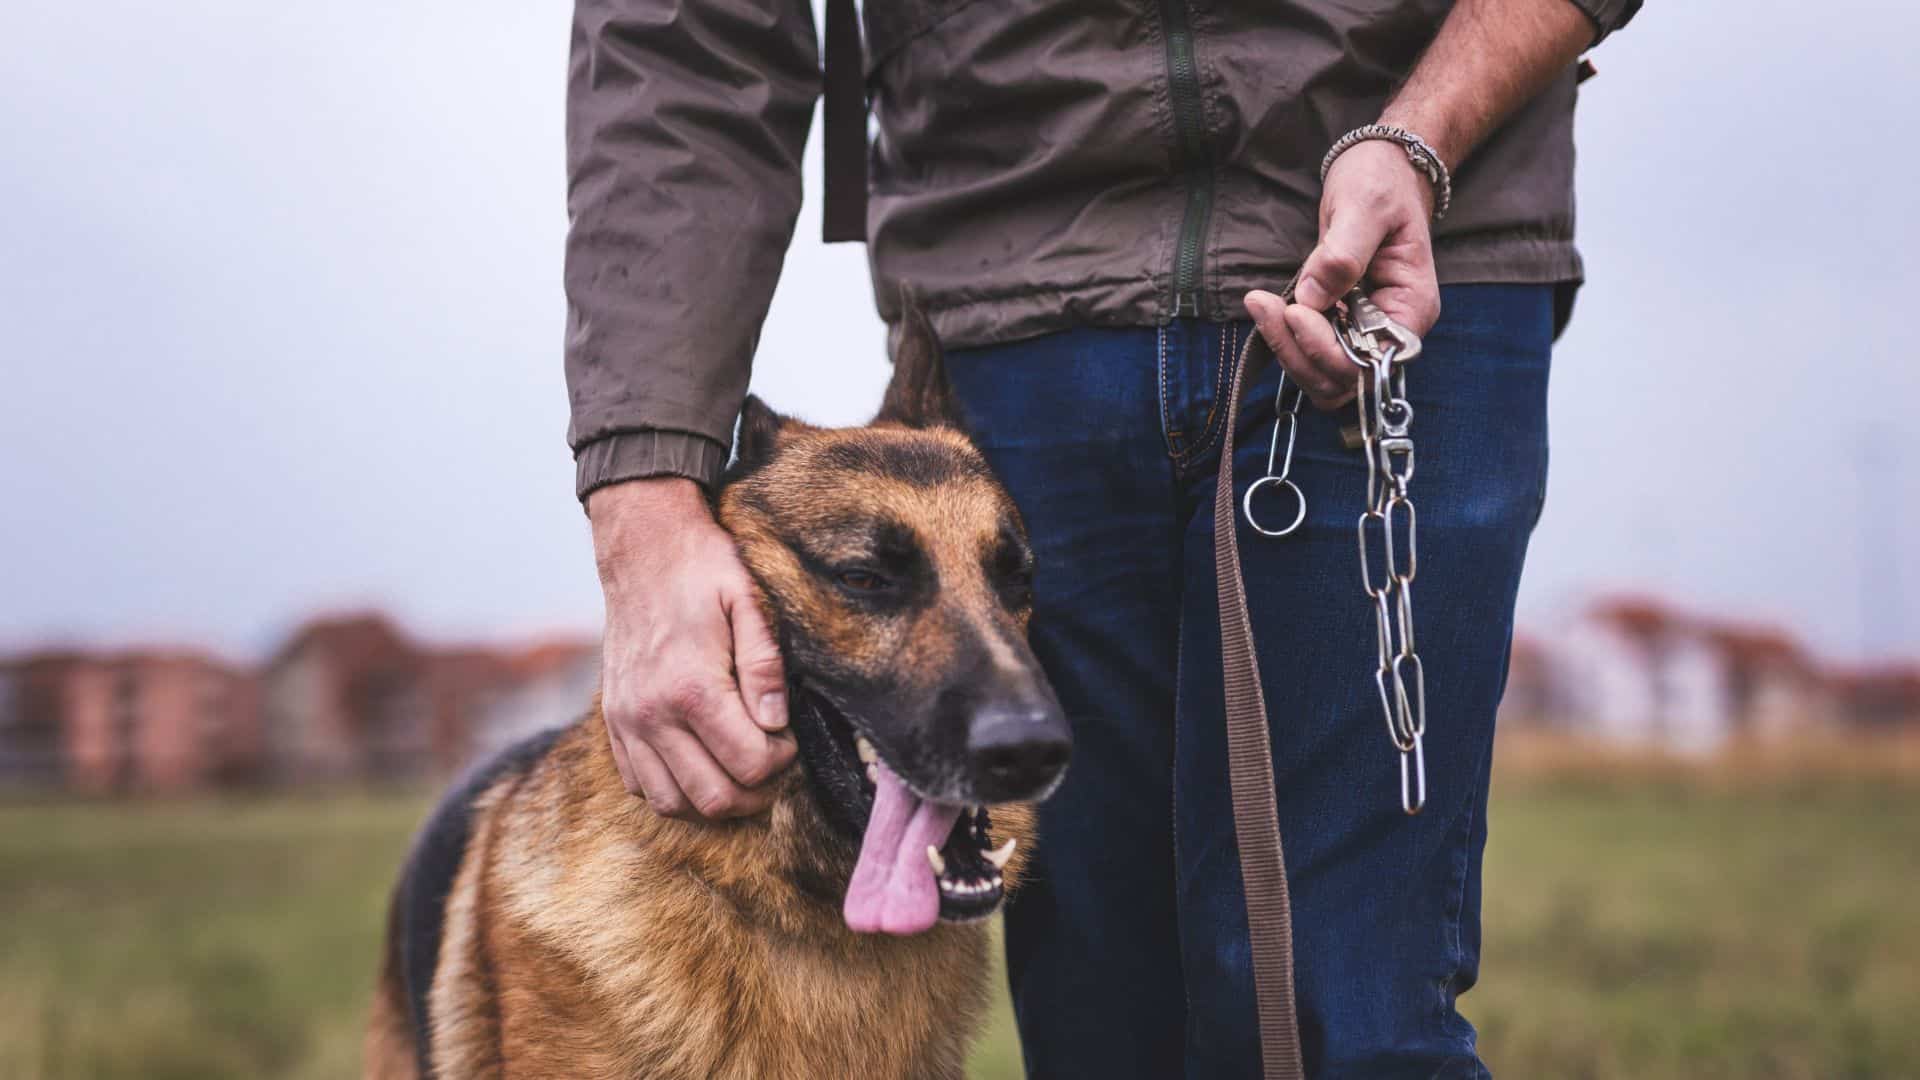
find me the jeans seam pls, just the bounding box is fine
[1425,1054,1490,1080]
[1171,604,1196,1050]
[1183,323,1237,468]
[1158,324,1184,459]
[1530,432,1551,531]
[1174,323,1239,472]
[1432,778,1480,1069]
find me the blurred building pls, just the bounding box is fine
[1497,633,1556,730]
[0,652,70,787]
[1504,595,1846,753]
[469,641,601,763]
[1830,666,1920,731]
[4,593,1912,794]
[257,612,598,786]
[0,649,258,792]
[261,613,428,784]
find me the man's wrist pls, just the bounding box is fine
[1322,125,1451,221]
[1377,106,1463,171]
[1327,139,1437,221]
[589,477,713,579]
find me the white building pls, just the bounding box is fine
[1522,596,1829,754]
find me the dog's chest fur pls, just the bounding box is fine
[423,720,991,1080]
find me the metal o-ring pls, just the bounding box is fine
[1242,475,1306,538]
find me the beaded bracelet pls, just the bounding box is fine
[1320,124,1452,222]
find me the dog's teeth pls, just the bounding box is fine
[855,736,877,764]
[984,838,1017,869]
[926,846,946,876]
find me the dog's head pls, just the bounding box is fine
[716,302,1069,934]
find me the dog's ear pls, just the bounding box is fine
[735,393,790,469]
[875,289,963,429]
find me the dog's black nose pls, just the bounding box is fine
[966,704,1071,802]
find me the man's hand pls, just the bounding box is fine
[590,477,795,819]
[1245,138,1440,411]
[1243,0,1595,405]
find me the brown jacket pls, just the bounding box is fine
[564,0,1640,499]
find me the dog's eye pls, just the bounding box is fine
[837,569,891,592]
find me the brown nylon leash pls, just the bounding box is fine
[1213,295,1308,1080]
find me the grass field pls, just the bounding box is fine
[3,760,1917,1079]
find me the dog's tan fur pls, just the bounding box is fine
[364,321,1044,1077]
[364,713,1034,1080]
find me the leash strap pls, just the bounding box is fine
[822,0,867,243]
[1214,288,1307,1080]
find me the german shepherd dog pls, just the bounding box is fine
[364,307,1072,1079]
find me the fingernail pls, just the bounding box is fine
[758,691,788,731]
[1244,291,1277,320]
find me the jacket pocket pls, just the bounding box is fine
[862,0,983,77]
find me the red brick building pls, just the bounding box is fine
[0,650,258,793]
[1831,666,1920,731]
[1,617,596,794]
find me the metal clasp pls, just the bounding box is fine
[1242,371,1309,538]
[1338,288,1422,364]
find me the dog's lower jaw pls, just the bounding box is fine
[499,720,996,1077]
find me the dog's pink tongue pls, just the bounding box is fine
[843,763,963,935]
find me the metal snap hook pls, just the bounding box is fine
[1242,370,1309,538]
[1242,475,1306,537]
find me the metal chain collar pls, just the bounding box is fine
[1242,287,1429,815]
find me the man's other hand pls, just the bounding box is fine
[589,478,795,819]
[1245,138,1441,410]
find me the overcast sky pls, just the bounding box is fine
[1,1,1915,664]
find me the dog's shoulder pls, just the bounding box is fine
[395,725,569,1076]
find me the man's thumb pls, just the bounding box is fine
[1294,209,1386,311]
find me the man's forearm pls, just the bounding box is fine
[565,0,820,500]
[1380,0,1596,170]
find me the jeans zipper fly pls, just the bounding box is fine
[1159,0,1212,319]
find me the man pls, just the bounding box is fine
[565,0,1637,1074]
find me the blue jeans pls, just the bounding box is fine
[944,285,1553,1079]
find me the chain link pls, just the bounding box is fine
[1340,291,1427,814]
[1244,287,1429,815]
[1242,371,1308,537]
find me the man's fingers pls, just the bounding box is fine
[1244,289,1297,363]
[1246,290,1341,406]
[1294,208,1391,311]
[654,727,777,819]
[725,585,789,733]
[605,716,639,791]
[1373,277,1442,339]
[1283,303,1359,410]
[623,733,693,817]
[673,676,796,791]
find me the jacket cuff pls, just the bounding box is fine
[574,429,730,505]
[1568,0,1641,43]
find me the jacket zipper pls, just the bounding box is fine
[1159,0,1212,319]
